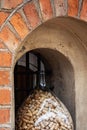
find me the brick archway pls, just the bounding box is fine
[0,0,87,130]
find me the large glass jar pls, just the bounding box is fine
[16,89,74,130]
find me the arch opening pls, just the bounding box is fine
[13,16,87,130]
[14,48,75,128]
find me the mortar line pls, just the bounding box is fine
[0,0,32,31]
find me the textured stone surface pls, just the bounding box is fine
[0,89,11,104]
[0,41,6,49]
[54,0,67,16]
[0,12,9,26]
[0,26,19,52]
[39,0,53,20]
[0,51,12,67]
[80,0,87,21]
[68,0,79,16]
[24,2,40,28]
[0,1,87,130]
[0,109,10,124]
[1,0,23,9]
[10,13,29,39]
[0,70,10,86]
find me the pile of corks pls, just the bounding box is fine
[16,90,73,130]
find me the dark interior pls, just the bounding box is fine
[14,48,75,128]
[14,51,52,111]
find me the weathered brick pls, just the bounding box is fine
[0,41,6,49]
[0,26,19,52]
[24,2,40,28]
[0,109,10,124]
[0,12,9,26]
[54,0,67,16]
[10,13,29,39]
[80,0,87,21]
[1,0,23,9]
[0,52,12,67]
[0,70,10,86]
[39,0,53,20]
[0,89,11,104]
[68,0,79,16]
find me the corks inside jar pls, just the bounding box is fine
[16,90,74,130]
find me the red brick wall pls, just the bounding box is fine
[0,0,87,129]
